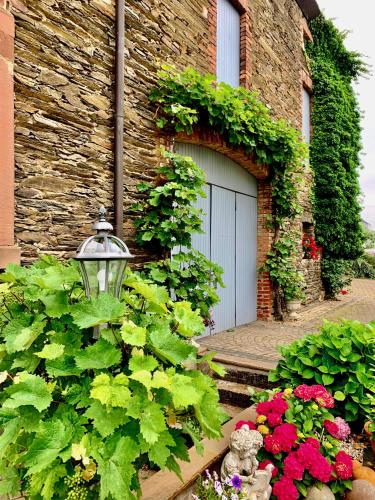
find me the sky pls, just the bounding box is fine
[316,0,375,229]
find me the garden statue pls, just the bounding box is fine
[221,425,274,499]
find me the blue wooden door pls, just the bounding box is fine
[175,143,257,334]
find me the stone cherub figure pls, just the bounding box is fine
[221,425,274,500]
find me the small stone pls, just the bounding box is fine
[39,70,69,86]
[306,485,335,500]
[345,480,375,500]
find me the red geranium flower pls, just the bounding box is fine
[273,476,299,500]
[267,412,283,428]
[264,435,283,455]
[334,451,353,480]
[259,460,279,478]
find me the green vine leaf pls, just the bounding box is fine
[71,294,125,329]
[90,373,131,408]
[75,339,122,370]
[3,373,52,412]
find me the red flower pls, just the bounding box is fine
[256,401,272,416]
[305,437,320,449]
[264,435,283,455]
[283,453,305,480]
[267,412,283,427]
[340,289,348,295]
[309,455,333,483]
[270,397,288,415]
[259,460,278,478]
[297,442,320,468]
[334,451,353,480]
[294,384,313,401]
[235,420,256,431]
[273,476,299,500]
[273,423,298,452]
[324,419,340,438]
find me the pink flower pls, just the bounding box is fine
[273,476,298,500]
[297,442,320,468]
[283,453,305,480]
[267,412,283,427]
[273,423,298,452]
[334,417,351,440]
[324,419,340,438]
[334,451,353,480]
[270,397,288,415]
[258,460,278,478]
[294,384,313,401]
[311,386,335,408]
[256,401,272,416]
[309,455,333,483]
[264,435,283,455]
[305,437,320,449]
[235,420,256,431]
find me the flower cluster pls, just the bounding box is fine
[294,384,334,408]
[302,234,322,260]
[252,385,353,500]
[194,470,246,500]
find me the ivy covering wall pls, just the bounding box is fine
[307,16,366,297]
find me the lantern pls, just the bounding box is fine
[75,206,133,300]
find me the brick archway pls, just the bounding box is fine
[173,129,273,320]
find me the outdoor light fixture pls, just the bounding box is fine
[75,206,133,300]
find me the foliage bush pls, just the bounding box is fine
[352,253,375,280]
[149,65,307,307]
[132,150,224,323]
[249,386,353,499]
[307,16,366,296]
[269,320,375,424]
[321,257,353,299]
[0,257,227,499]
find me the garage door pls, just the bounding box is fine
[175,143,258,334]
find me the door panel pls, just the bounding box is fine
[211,186,236,332]
[236,194,257,325]
[191,184,211,258]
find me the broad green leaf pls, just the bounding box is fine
[45,355,82,377]
[334,391,346,401]
[173,301,204,337]
[0,417,20,459]
[148,431,175,469]
[31,264,80,290]
[169,373,201,408]
[28,462,66,500]
[129,353,158,372]
[0,464,19,496]
[97,435,139,500]
[322,374,334,385]
[91,373,131,408]
[199,352,226,377]
[194,389,225,439]
[125,277,169,312]
[3,372,52,412]
[36,343,65,360]
[182,421,204,456]
[23,420,73,475]
[129,370,152,391]
[40,291,69,318]
[75,339,121,370]
[4,316,46,354]
[71,293,125,329]
[121,321,147,347]
[149,324,196,365]
[139,401,167,445]
[84,401,129,438]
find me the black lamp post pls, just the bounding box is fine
[75,206,133,300]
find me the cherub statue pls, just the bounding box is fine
[221,425,273,500]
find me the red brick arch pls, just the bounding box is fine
[173,129,274,320]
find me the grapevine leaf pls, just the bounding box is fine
[128,353,158,372]
[97,435,140,500]
[120,321,147,347]
[4,316,46,354]
[0,464,19,496]
[148,431,175,469]
[149,323,196,365]
[182,421,204,456]
[3,372,52,412]
[28,462,66,500]
[90,373,131,408]
[129,370,153,391]
[36,343,65,360]
[23,420,73,475]
[45,355,82,377]
[84,401,129,438]
[71,294,125,329]
[173,301,204,337]
[125,277,169,312]
[75,339,121,370]
[194,389,226,439]
[31,264,80,290]
[0,417,21,460]
[40,291,69,318]
[139,401,167,444]
[169,374,201,408]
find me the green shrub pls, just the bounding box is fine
[352,254,375,279]
[269,320,375,423]
[0,257,226,499]
[321,256,353,299]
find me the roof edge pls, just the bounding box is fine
[295,0,320,21]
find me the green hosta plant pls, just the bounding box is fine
[0,256,227,499]
[269,320,375,423]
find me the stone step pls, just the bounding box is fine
[217,380,259,408]
[215,361,275,390]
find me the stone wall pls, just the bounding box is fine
[301,259,324,303]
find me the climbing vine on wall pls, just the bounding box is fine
[149,66,307,313]
[307,16,366,297]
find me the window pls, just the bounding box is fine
[216,0,240,87]
[302,88,311,143]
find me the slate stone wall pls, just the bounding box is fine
[12,0,321,304]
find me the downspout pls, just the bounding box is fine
[114,0,125,239]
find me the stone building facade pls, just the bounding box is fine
[0,0,323,322]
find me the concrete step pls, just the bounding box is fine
[215,361,275,390]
